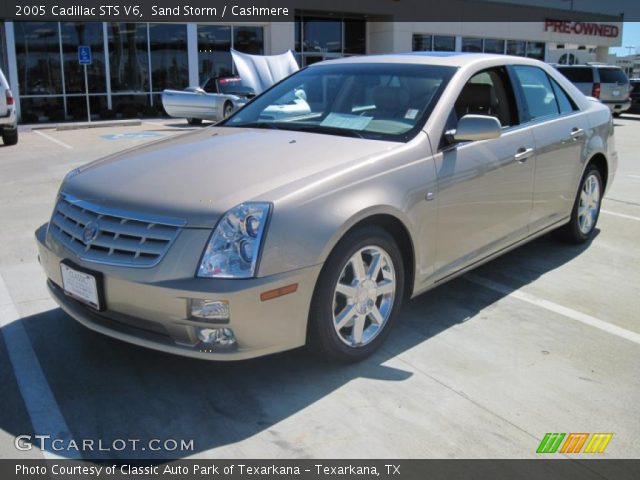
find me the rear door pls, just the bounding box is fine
[511,65,589,230]
[556,66,593,96]
[597,67,630,103]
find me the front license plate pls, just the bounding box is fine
[612,89,621,96]
[60,263,100,310]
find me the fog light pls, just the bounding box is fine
[190,299,229,323]
[197,327,236,349]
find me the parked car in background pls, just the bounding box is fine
[0,68,18,146]
[629,79,640,113]
[37,53,616,362]
[162,76,255,125]
[555,64,630,117]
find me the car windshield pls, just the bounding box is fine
[217,77,253,95]
[222,63,456,142]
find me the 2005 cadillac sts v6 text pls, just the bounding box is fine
[36,53,616,362]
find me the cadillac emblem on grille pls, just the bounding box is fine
[82,221,100,244]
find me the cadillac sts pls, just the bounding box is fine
[35,53,616,362]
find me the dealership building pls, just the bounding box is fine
[0,2,624,123]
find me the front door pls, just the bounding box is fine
[433,67,535,278]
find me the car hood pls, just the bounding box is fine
[64,127,400,227]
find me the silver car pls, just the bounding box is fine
[161,76,254,125]
[36,53,616,362]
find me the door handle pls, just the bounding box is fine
[514,147,534,163]
[570,127,585,139]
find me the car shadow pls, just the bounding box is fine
[0,231,597,460]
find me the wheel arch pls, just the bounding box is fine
[587,152,608,193]
[318,208,417,301]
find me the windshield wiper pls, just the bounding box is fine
[228,122,368,139]
[283,124,366,139]
[231,122,283,130]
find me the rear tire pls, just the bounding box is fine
[308,226,405,363]
[223,102,233,119]
[556,164,603,243]
[2,128,18,146]
[187,118,202,126]
[613,112,621,118]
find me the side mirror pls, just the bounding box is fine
[448,114,502,143]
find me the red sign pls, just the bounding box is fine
[545,20,619,38]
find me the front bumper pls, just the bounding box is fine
[36,224,322,360]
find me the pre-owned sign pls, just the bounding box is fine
[544,20,619,38]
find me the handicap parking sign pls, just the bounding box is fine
[78,46,92,65]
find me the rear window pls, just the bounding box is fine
[557,67,593,83]
[597,68,629,84]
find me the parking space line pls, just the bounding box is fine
[465,273,640,346]
[601,210,640,222]
[33,130,73,150]
[0,274,79,459]
[144,121,168,128]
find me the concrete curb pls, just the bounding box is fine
[27,119,143,131]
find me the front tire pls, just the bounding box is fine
[557,164,603,243]
[308,226,405,363]
[2,127,18,146]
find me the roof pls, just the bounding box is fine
[308,52,539,68]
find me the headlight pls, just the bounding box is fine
[197,203,271,278]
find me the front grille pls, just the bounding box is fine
[49,193,184,267]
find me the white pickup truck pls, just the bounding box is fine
[0,68,18,146]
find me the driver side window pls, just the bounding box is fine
[453,67,519,129]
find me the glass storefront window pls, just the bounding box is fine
[108,23,149,93]
[197,25,232,84]
[65,95,108,120]
[526,42,545,60]
[19,96,65,122]
[413,34,432,52]
[111,94,151,118]
[60,22,106,94]
[434,35,455,52]
[295,18,301,53]
[344,21,366,55]
[507,40,526,57]
[234,26,264,55]
[148,23,188,91]
[484,38,505,54]
[303,18,341,53]
[462,37,483,52]
[14,22,63,95]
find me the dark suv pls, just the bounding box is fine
[555,64,630,116]
[629,79,640,113]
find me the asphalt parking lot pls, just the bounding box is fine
[0,116,638,460]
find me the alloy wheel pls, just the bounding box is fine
[332,246,396,347]
[578,173,601,235]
